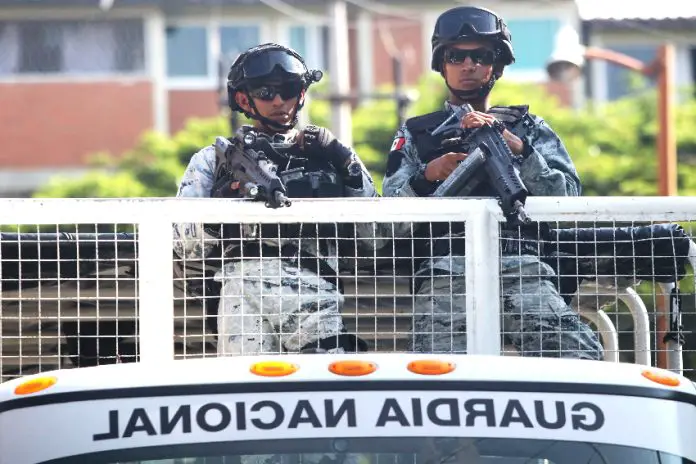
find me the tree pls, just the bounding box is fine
[29,74,696,378]
[352,73,696,196]
[35,73,696,199]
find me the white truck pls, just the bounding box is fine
[1,354,695,464]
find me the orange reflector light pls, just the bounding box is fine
[14,376,57,395]
[329,360,377,377]
[250,361,299,377]
[408,360,456,375]
[642,370,680,387]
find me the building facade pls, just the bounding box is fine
[0,0,579,195]
[578,0,696,103]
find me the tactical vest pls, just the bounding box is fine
[210,133,353,265]
[212,133,345,201]
[403,105,543,260]
[405,105,534,171]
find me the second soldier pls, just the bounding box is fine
[382,6,604,360]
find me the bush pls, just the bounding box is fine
[35,74,696,199]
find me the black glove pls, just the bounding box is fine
[302,125,361,176]
[210,173,242,199]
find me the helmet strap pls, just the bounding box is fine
[444,73,498,102]
[242,91,302,133]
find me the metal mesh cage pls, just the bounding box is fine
[0,197,694,383]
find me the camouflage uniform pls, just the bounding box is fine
[173,126,380,356]
[382,101,603,360]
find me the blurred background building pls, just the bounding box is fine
[0,0,694,196]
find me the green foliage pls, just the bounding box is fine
[35,71,696,199]
[408,73,449,116]
[170,117,232,167]
[34,117,229,199]
[306,77,331,128]
[352,98,400,176]
[34,171,150,198]
[25,71,696,376]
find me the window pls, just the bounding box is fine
[605,44,657,100]
[220,25,260,64]
[320,25,330,70]
[286,24,324,69]
[289,25,307,58]
[46,437,696,464]
[0,19,144,75]
[18,21,62,72]
[165,24,261,80]
[166,25,208,77]
[506,18,560,71]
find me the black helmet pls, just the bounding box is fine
[431,6,515,73]
[227,43,322,112]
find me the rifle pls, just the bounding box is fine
[431,104,531,225]
[213,132,292,209]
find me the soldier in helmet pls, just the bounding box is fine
[173,43,378,356]
[382,7,603,360]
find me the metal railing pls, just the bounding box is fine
[0,196,694,382]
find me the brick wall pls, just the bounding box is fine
[0,81,153,168]
[0,76,570,171]
[168,90,221,135]
[372,17,424,87]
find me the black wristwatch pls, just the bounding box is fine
[345,158,362,177]
[492,119,506,134]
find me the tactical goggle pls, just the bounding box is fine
[240,50,307,80]
[445,47,496,66]
[435,8,507,40]
[246,81,304,101]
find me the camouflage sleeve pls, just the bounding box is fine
[341,146,396,251]
[382,124,435,198]
[517,117,581,197]
[342,150,379,199]
[378,125,432,240]
[172,146,220,260]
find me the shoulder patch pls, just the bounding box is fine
[390,130,406,152]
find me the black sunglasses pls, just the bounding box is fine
[247,81,304,101]
[445,48,496,66]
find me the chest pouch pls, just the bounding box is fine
[282,168,343,199]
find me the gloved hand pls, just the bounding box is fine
[299,125,360,175]
[210,174,242,199]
